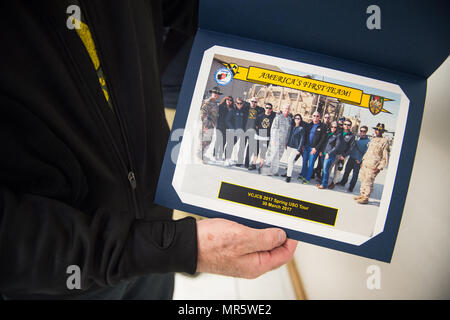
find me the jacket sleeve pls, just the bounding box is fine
[0,185,197,295]
[297,127,306,152]
[0,103,197,295]
[376,140,390,170]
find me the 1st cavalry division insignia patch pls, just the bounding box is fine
[369,95,385,115]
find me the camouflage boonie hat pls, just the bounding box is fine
[373,123,386,132]
[209,86,223,95]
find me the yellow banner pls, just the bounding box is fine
[248,67,363,104]
[231,64,391,114]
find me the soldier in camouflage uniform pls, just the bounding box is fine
[198,86,221,162]
[267,104,292,175]
[355,123,390,204]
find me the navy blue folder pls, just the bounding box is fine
[156,0,449,262]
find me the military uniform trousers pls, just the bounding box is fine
[359,161,379,199]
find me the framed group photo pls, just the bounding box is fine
[169,46,409,248]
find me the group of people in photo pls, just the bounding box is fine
[199,86,390,205]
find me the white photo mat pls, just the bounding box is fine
[173,46,409,246]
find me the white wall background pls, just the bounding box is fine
[294,57,450,299]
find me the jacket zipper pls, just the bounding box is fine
[52,1,143,219]
[79,2,143,219]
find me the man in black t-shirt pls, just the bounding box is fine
[249,103,275,172]
[242,97,264,167]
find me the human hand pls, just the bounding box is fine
[196,218,297,279]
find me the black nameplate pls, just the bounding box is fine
[218,182,338,226]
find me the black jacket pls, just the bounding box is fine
[217,104,234,132]
[304,121,327,151]
[0,0,197,297]
[339,132,356,157]
[323,133,342,157]
[287,126,306,152]
[226,107,246,130]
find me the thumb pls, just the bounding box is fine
[239,238,298,279]
[243,228,286,254]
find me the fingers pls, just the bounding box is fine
[242,227,286,254]
[241,239,298,279]
[196,218,297,279]
[259,239,297,271]
[261,239,298,269]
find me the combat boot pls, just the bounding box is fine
[357,197,369,204]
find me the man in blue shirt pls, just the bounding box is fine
[337,125,370,192]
